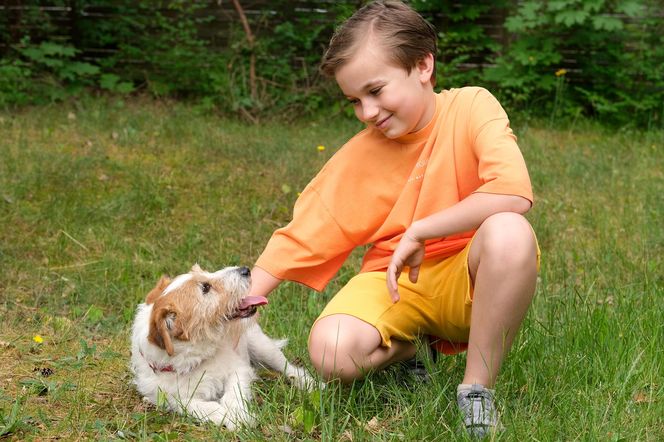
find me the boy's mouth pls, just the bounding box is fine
[376,115,392,129]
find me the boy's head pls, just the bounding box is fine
[320,1,438,86]
[320,1,438,139]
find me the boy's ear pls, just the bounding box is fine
[145,275,172,304]
[416,53,435,84]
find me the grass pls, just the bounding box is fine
[0,96,662,441]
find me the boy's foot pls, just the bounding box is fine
[400,336,438,383]
[457,384,503,439]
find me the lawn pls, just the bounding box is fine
[0,97,662,440]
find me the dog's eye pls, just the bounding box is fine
[201,282,211,294]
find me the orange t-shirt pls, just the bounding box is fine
[256,87,533,291]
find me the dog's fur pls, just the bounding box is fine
[130,264,315,429]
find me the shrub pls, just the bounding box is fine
[0,0,661,127]
[482,0,663,127]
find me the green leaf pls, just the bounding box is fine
[100,74,134,93]
[100,74,120,90]
[115,82,135,94]
[549,0,573,12]
[0,396,25,437]
[66,62,100,77]
[555,10,588,27]
[39,42,77,57]
[617,1,642,17]
[592,16,623,31]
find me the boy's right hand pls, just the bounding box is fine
[386,230,426,303]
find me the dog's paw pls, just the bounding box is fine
[289,367,325,392]
[222,407,256,430]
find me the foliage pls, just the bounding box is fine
[483,0,664,127]
[0,0,661,126]
[0,38,99,106]
[413,0,506,89]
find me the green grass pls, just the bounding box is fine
[0,97,662,441]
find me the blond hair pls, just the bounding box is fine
[320,1,438,85]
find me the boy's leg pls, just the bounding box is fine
[309,315,416,383]
[463,212,538,388]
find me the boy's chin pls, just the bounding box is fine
[376,124,406,139]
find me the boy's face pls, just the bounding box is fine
[335,39,435,139]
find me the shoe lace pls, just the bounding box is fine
[460,388,495,426]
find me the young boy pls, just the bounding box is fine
[249,1,539,437]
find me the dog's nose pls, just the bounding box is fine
[238,266,251,277]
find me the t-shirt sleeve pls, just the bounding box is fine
[254,183,356,291]
[468,88,533,203]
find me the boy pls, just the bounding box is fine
[249,1,539,438]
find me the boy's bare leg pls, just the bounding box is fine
[463,212,538,388]
[309,212,537,385]
[309,314,416,383]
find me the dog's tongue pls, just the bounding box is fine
[239,296,268,310]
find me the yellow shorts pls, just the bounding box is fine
[317,230,541,354]
[316,239,477,355]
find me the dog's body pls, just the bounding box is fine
[130,265,315,429]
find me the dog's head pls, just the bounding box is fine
[145,264,267,356]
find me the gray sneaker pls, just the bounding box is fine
[457,384,503,439]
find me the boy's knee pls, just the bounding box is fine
[477,213,537,265]
[308,315,379,383]
[308,332,358,383]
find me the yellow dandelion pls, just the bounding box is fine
[317,145,325,152]
[555,68,568,77]
[33,335,44,344]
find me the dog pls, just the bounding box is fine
[130,264,316,430]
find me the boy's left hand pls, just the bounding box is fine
[386,230,425,303]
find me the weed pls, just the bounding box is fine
[0,98,661,440]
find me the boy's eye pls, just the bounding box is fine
[347,98,359,105]
[369,87,382,96]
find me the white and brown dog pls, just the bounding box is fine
[130,264,316,430]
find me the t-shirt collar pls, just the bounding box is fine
[393,93,441,144]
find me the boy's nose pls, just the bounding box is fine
[359,102,380,122]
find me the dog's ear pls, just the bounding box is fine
[145,275,171,305]
[148,305,176,356]
[191,263,202,273]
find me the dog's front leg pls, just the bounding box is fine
[179,398,230,426]
[247,324,319,391]
[218,370,256,430]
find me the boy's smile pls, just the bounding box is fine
[335,39,436,140]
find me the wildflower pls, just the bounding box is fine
[317,145,325,152]
[33,335,44,344]
[555,68,568,77]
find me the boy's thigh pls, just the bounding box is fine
[316,245,475,348]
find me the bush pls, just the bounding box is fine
[483,0,664,127]
[0,0,661,127]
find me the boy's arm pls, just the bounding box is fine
[386,192,530,302]
[408,192,530,241]
[249,266,283,297]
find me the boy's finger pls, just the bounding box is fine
[408,266,420,283]
[389,279,400,303]
[386,265,401,303]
